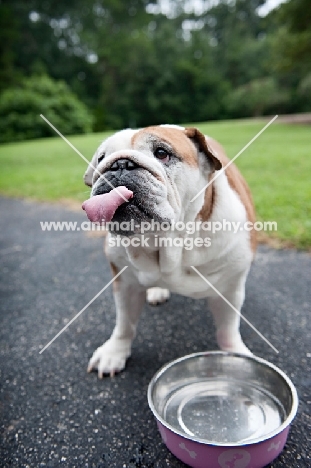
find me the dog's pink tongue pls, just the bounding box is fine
[82,186,133,223]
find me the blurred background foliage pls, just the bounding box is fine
[0,0,310,141]
[0,75,93,142]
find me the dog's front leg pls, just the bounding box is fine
[88,271,146,378]
[208,276,252,355]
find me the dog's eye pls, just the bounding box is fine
[98,153,105,164]
[154,147,170,162]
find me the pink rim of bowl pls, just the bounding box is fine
[147,351,298,468]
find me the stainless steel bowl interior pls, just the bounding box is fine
[148,352,298,445]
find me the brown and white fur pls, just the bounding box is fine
[84,125,256,378]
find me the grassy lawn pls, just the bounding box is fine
[0,119,310,249]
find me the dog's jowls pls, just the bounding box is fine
[82,125,256,378]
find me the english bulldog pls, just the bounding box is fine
[82,125,256,378]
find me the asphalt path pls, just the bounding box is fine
[0,197,310,468]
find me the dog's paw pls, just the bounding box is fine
[87,338,131,378]
[146,287,170,305]
[217,329,253,356]
[222,343,253,356]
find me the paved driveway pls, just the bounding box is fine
[0,197,310,467]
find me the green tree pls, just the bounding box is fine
[1,0,308,133]
[272,0,311,74]
[199,0,267,87]
[265,0,311,112]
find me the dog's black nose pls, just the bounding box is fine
[110,158,138,171]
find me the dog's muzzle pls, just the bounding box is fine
[91,156,171,235]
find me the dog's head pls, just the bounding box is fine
[84,125,221,234]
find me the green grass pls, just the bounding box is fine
[0,133,108,202]
[0,119,310,249]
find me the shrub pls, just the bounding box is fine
[226,77,291,118]
[0,74,93,142]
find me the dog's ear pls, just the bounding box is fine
[184,127,222,171]
[83,151,99,187]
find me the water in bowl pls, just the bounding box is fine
[163,378,286,444]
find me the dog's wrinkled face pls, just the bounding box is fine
[84,125,221,235]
